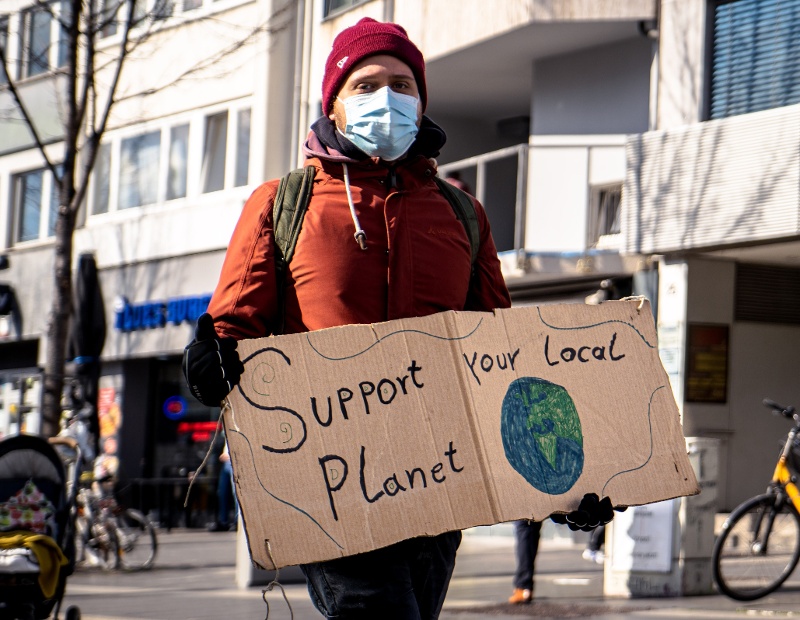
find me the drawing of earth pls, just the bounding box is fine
[500,377,584,495]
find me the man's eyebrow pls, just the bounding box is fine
[349,70,414,82]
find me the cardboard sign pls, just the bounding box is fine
[224,299,699,569]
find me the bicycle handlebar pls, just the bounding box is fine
[763,398,797,418]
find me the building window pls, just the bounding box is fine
[588,184,622,247]
[0,15,9,84]
[95,0,120,38]
[324,0,369,17]
[21,4,52,78]
[84,104,249,218]
[167,123,189,200]
[152,0,174,20]
[92,143,112,214]
[49,168,61,234]
[201,111,227,193]
[56,0,71,68]
[13,168,60,243]
[234,108,250,187]
[709,0,800,119]
[119,130,161,209]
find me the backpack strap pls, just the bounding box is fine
[272,165,316,334]
[433,176,480,269]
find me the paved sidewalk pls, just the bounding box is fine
[58,528,800,619]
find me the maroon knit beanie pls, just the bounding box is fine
[322,17,427,116]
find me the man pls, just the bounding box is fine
[184,17,613,618]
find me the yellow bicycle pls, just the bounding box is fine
[712,398,800,600]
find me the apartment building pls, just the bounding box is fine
[0,0,304,511]
[623,0,800,510]
[0,0,795,515]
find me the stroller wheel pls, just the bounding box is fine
[65,606,81,620]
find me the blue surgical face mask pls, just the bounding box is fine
[338,86,420,161]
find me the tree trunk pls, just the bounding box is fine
[41,205,76,437]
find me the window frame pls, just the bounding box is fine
[587,183,622,248]
[200,110,228,194]
[16,1,71,79]
[118,129,162,210]
[85,102,252,217]
[20,3,52,78]
[0,15,9,85]
[323,0,371,19]
[11,166,60,245]
[706,0,800,120]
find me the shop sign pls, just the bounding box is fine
[114,294,211,332]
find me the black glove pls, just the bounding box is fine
[550,493,625,532]
[182,313,244,406]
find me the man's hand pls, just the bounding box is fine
[550,493,625,531]
[182,313,244,406]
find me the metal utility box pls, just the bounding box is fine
[604,437,719,597]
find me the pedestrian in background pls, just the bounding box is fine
[509,519,542,604]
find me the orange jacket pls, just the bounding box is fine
[207,152,510,340]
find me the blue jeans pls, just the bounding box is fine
[512,520,542,591]
[218,459,238,525]
[300,531,462,619]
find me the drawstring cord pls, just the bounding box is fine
[184,412,224,508]
[342,163,368,250]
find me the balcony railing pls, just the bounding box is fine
[439,144,529,260]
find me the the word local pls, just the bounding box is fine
[317,440,464,521]
[308,360,424,428]
[462,349,521,385]
[544,332,625,366]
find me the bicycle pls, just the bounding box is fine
[57,389,158,571]
[74,475,159,571]
[74,479,121,570]
[711,398,800,600]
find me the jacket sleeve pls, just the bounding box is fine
[464,197,512,312]
[206,181,281,340]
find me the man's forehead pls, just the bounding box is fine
[345,55,415,81]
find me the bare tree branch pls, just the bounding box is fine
[5,0,298,435]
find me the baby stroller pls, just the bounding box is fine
[0,434,81,620]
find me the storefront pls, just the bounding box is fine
[93,250,227,527]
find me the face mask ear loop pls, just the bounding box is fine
[342,163,368,250]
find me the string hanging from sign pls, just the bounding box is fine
[261,539,294,620]
[184,415,224,508]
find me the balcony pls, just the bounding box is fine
[622,104,800,257]
[440,135,639,299]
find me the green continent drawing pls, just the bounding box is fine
[500,377,584,495]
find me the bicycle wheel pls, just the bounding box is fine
[112,508,158,571]
[712,492,800,600]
